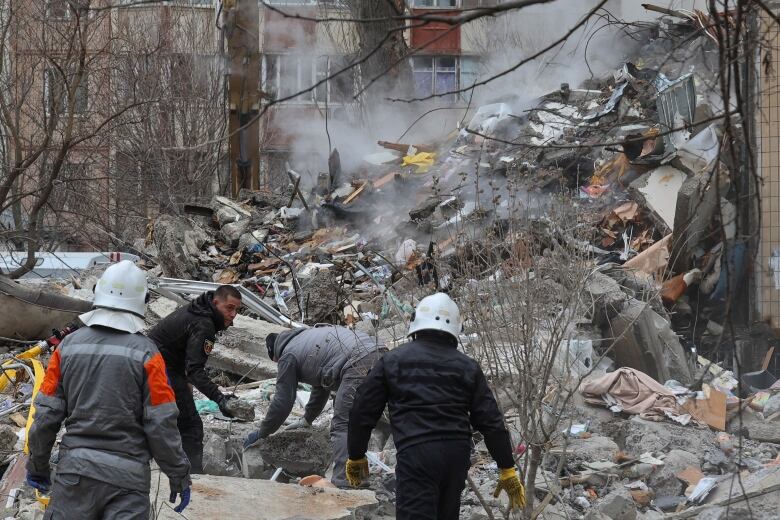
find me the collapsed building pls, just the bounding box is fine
[1,4,780,520]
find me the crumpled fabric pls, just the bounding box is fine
[580,367,685,422]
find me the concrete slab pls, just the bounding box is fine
[629,166,686,231]
[208,315,288,380]
[153,474,378,520]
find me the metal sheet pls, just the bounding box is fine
[155,278,304,329]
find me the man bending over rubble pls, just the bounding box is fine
[243,326,386,488]
[346,293,525,519]
[26,260,191,518]
[148,284,244,473]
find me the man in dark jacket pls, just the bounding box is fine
[27,260,192,518]
[147,285,242,473]
[243,326,385,487]
[346,293,525,519]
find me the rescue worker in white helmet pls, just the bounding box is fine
[345,293,525,519]
[26,260,191,518]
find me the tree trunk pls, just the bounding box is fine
[522,444,542,520]
[345,0,414,101]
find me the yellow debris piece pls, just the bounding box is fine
[402,152,437,173]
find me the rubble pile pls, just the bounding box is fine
[1,7,779,520]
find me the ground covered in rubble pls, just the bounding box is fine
[1,7,780,520]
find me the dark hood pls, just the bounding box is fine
[274,327,307,359]
[190,291,227,332]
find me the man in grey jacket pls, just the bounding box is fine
[26,260,191,519]
[244,326,385,487]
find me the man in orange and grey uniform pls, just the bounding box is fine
[26,260,192,518]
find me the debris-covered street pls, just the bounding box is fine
[1,0,780,519]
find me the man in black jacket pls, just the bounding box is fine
[148,285,242,473]
[346,293,525,519]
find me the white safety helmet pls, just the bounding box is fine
[79,260,148,334]
[407,292,461,340]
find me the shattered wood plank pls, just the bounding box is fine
[377,140,435,153]
[761,347,775,372]
[344,182,368,204]
[372,171,398,189]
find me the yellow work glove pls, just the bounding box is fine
[345,457,369,488]
[493,467,526,510]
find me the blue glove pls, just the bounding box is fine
[26,473,51,493]
[243,430,264,449]
[170,486,191,513]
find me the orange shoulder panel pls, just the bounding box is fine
[144,353,175,406]
[40,348,62,397]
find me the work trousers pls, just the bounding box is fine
[395,440,472,520]
[43,473,149,520]
[169,371,204,474]
[331,349,388,488]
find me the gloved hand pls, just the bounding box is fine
[25,472,51,493]
[169,486,191,513]
[216,394,237,418]
[345,457,369,488]
[493,467,526,510]
[243,430,265,449]
[283,417,311,431]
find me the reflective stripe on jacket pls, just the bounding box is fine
[26,325,191,492]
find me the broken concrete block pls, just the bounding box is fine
[208,315,286,380]
[255,428,332,477]
[568,435,619,463]
[213,196,252,227]
[584,512,613,520]
[597,486,637,520]
[585,272,628,325]
[297,269,343,324]
[764,393,780,417]
[202,432,229,476]
[409,197,440,221]
[238,229,269,251]
[154,475,378,520]
[0,425,18,454]
[152,215,209,279]
[647,449,699,497]
[224,398,255,422]
[221,219,250,248]
[604,297,693,386]
[149,297,178,319]
[241,445,271,479]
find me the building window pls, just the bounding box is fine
[47,0,94,20]
[412,56,479,102]
[46,0,71,20]
[45,68,88,115]
[460,0,499,7]
[262,54,355,105]
[411,0,457,7]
